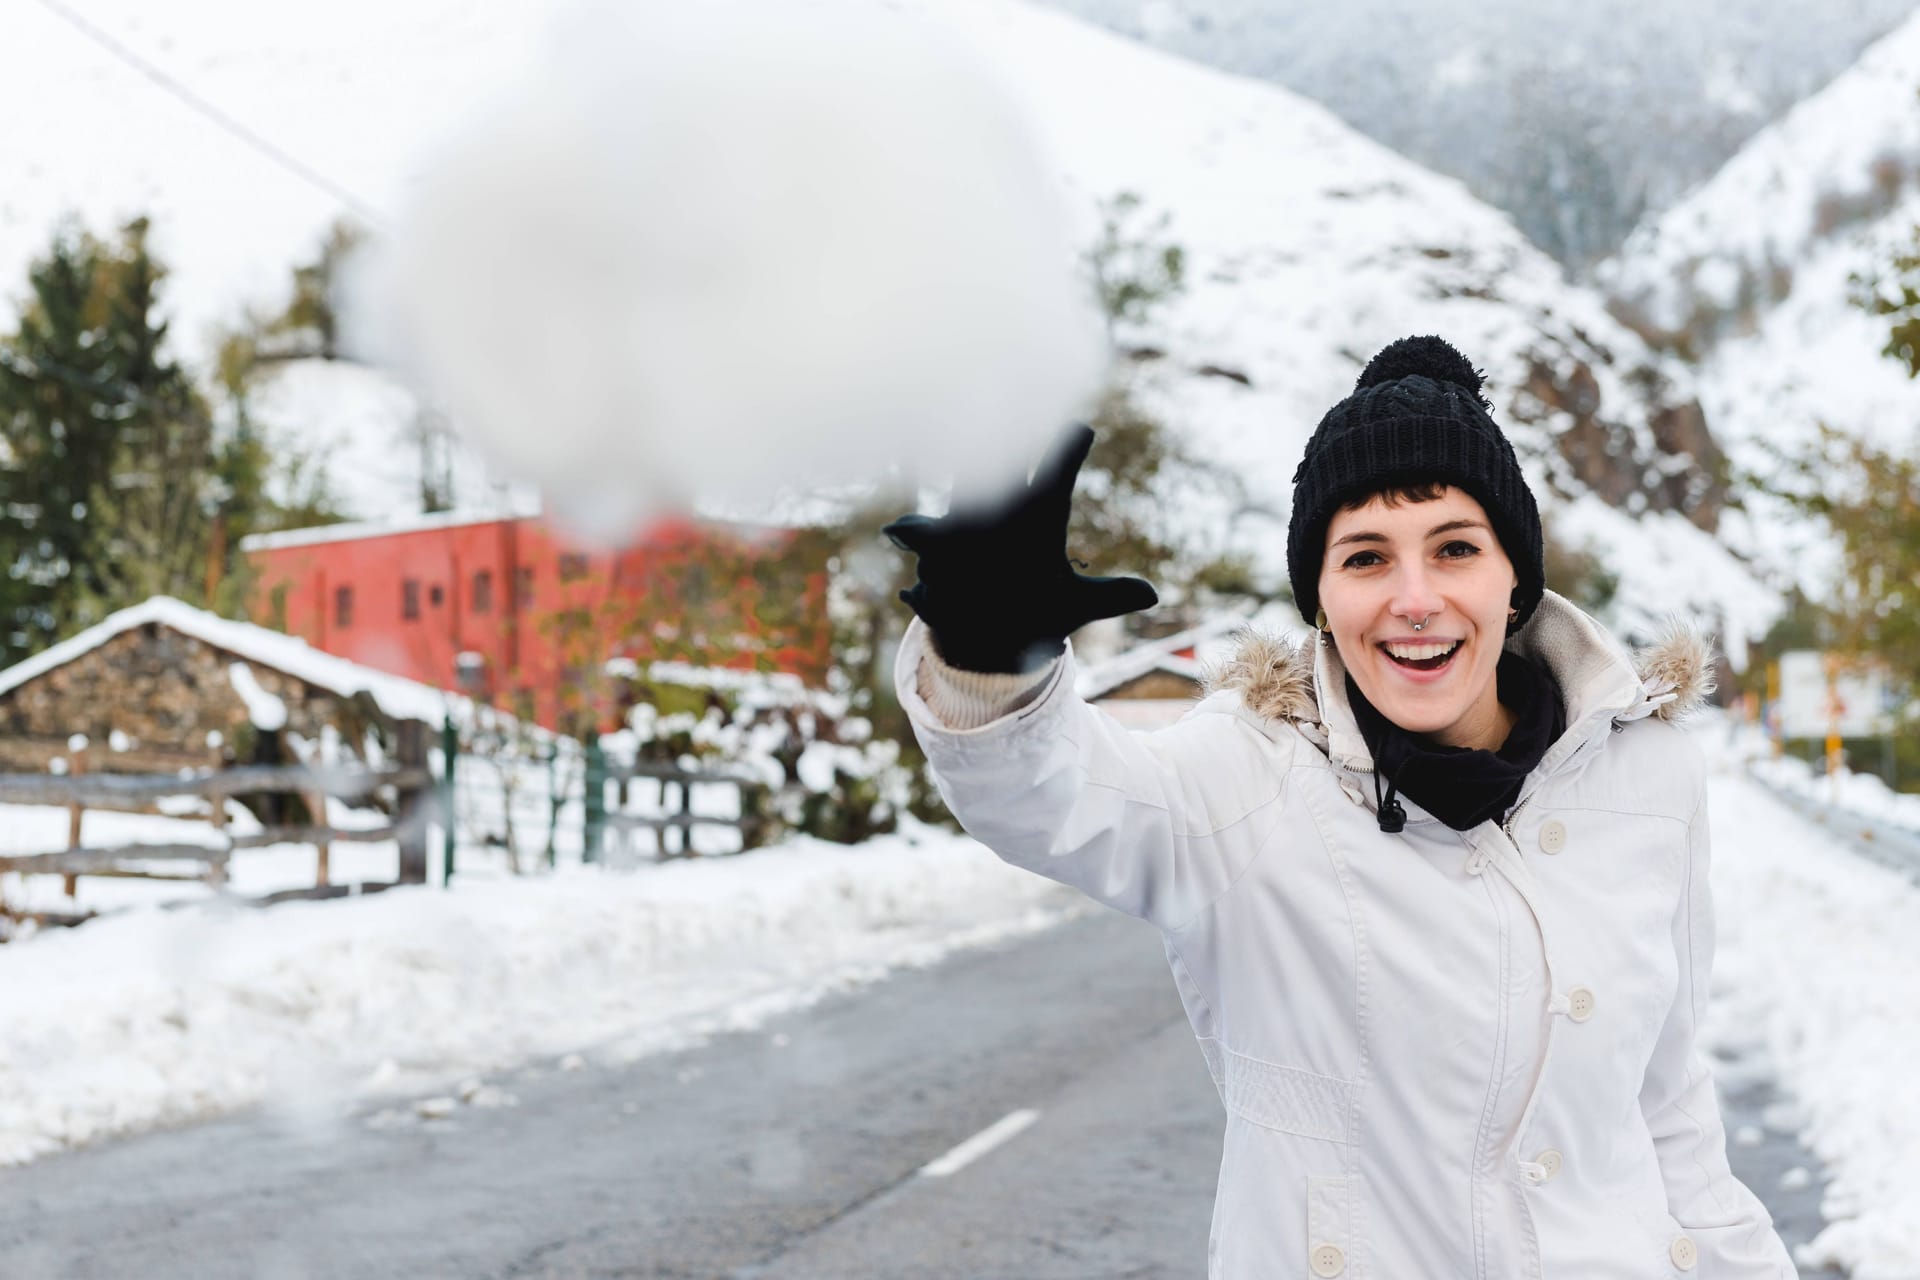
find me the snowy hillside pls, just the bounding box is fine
[1,0,1771,639]
[1035,0,1920,268]
[1597,8,1920,599]
[934,0,1772,644]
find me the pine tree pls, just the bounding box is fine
[0,223,123,661]
[0,217,305,664]
[76,218,222,622]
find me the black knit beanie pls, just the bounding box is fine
[1285,335,1544,630]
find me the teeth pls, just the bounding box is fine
[1384,641,1459,661]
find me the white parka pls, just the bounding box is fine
[896,590,1794,1279]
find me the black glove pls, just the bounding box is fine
[883,424,1159,674]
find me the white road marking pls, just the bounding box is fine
[917,1108,1040,1178]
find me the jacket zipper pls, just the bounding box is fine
[1500,793,1534,840]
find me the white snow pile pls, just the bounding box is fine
[1697,728,1920,1276]
[0,823,1077,1167]
[1748,752,1920,838]
[226,661,288,732]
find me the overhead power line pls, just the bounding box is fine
[32,0,390,231]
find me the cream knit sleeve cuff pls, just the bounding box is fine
[915,639,1059,730]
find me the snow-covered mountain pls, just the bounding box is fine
[1597,8,1920,602]
[937,0,1769,643]
[1033,0,1920,268]
[1,0,1772,642]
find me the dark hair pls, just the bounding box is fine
[1337,482,1446,513]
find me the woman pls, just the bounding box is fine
[884,336,1794,1278]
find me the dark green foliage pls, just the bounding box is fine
[0,224,122,658]
[0,216,342,666]
[0,219,224,661]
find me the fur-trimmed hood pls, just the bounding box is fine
[1202,591,1716,733]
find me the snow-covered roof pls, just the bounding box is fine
[0,596,471,726]
[240,505,528,554]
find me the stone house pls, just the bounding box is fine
[0,596,470,776]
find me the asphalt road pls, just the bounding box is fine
[0,908,1217,1280]
[0,903,1842,1279]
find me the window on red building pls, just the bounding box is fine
[472,570,493,614]
[402,579,422,621]
[335,585,353,629]
[430,584,444,607]
[559,552,590,583]
[515,566,535,608]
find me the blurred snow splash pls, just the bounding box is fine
[376,0,1107,537]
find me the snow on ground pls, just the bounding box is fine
[1748,750,1920,838]
[1698,723,1920,1277]
[0,818,1079,1169]
[2,711,1918,1271]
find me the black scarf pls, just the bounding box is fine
[1346,650,1565,833]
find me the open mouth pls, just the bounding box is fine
[1380,640,1461,672]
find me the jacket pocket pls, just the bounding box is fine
[1213,1043,1354,1143]
[1305,1174,1353,1278]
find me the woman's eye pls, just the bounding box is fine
[1439,541,1480,560]
[1341,550,1384,569]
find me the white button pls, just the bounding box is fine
[1670,1235,1697,1269]
[1310,1243,1346,1276]
[1567,987,1596,1022]
[1533,1149,1563,1181]
[1538,819,1568,854]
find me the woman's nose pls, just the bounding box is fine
[1389,566,1444,623]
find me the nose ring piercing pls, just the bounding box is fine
[1411,615,1430,632]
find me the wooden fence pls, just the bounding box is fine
[0,721,436,920]
[583,748,775,862]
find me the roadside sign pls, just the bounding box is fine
[1777,650,1891,739]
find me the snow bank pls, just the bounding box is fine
[1749,752,1920,838]
[1697,734,1920,1276]
[0,823,1075,1167]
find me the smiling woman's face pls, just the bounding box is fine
[1319,486,1518,751]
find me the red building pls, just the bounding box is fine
[242,511,831,730]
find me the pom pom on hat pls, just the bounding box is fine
[1355,335,1491,409]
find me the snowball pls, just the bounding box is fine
[108,729,131,753]
[375,0,1106,538]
